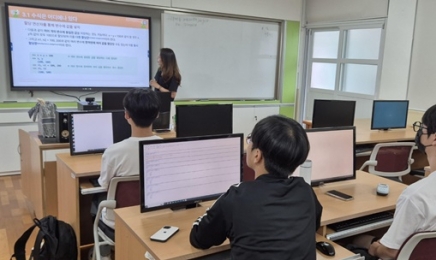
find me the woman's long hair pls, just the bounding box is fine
[160,48,181,85]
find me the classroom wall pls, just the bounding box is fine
[407,0,436,111]
[303,0,420,119]
[378,0,416,100]
[305,0,388,24]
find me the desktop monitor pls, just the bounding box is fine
[69,111,131,155]
[175,104,233,137]
[371,100,409,130]
[153,92,172,131]
[312,100,356,128]
[139,133,243,212]
[102,92,128,111]
[293,126,356,186]
[102,91,171,113]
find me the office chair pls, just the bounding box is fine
[395,231,436,260]
[92,176,140,260]
[359,142,415,182]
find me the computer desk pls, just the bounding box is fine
[113,171,406,260]
[303,119,428,170]
[55,133,248,259]
[113,205,356,260]
[55,131,176,259]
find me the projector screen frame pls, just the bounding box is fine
[4,3,152,92]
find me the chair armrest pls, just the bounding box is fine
[81,187,107,195]
[359,160,377,171]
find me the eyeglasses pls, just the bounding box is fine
[246,133,252,144]
[413,121,428,133]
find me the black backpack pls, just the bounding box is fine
[10,215,77,260]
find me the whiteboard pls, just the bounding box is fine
[162,12,280,100]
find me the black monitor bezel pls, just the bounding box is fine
[68,110,129,155]
[102,92,129,111]
[102,91,171,112]
[304,126,356,187]
[312,99,356,128]
[4,3,152,91]
[371,100,409,130]
[139,133,243,213]
[175,104,233,138]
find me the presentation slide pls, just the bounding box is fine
[7,5,151,89]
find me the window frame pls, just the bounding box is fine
[305,19,386,99]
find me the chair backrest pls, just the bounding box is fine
[105,175,140,220]
[367,142,415,178]
[396,231,436,259]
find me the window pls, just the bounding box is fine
[306,21,385,97]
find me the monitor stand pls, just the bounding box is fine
[170,202,202,211]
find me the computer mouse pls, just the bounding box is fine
[377,183,389,196]
[316,241,335,256]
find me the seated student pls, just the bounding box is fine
[94,88,161,259]
[354,104,436,259]
[189,115,323,260]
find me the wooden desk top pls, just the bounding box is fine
[114,172,400,260]
[114,204,355,260]
[29,131,70,150]
[315,171,407,226]
[115,201,230,260]
[354,119,416,144]
[303,119,416,145]
[56,153,102,177]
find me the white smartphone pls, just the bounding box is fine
[150,226,179,242]
[326,190,354,201]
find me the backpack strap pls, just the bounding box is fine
[10,224,37,260]
[31,217,58,260]
[31,228,46,260]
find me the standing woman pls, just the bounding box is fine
[150,48,182,101]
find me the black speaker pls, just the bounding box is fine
[55,110,78,143]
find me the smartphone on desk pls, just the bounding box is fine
[326,190,353,201]
[150,226,179,242]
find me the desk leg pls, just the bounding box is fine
[115,213,148,259]
[44,162,58,217]
[57,159,81,259]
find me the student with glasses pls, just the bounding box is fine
[353,105,436,259]
[189,115,322,260]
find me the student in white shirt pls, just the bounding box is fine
[93,88,161,260]
[356,104,436,259]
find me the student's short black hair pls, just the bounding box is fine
[422,104,436,136]
[123,88,160,127]
[250,115,310,178]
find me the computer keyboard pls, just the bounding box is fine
[328,211,394,232]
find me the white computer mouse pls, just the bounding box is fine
[376,183,389,196]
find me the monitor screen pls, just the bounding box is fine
[102,91,171,112]
[293,126,356,186]
[102,92,128,111]
[5,4,151,91]
[139,134,243,212]
[69,111,130,155]
[312,100,356,128]
[371,100,409,130]
[176,104,233,137]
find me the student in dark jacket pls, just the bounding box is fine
[190,115,323,260]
